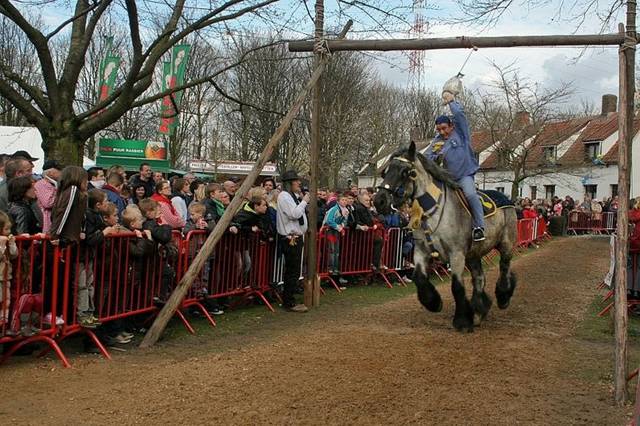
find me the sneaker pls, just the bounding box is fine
[20,325,35,337]
[472,227,486,242]
[89,315,102,326]
[339,286,347,291]
[338,277,348,285]
[43,313,65,326]
[284,304,308,313]
[105,334,132,345]
[118,331,134,340]
[79,317,97,329]
[208,307,224,316]
[402,276,413,284]
[153,297,167,307]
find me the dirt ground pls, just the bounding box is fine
[0,237,632,425]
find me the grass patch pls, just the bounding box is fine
[160,282,416,347]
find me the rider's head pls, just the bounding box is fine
[435,115,454,139]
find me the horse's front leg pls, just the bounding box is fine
[412,243,442,312]
[450,253,474,332]
[467,257,493,325]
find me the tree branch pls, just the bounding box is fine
[45,0,102,40]
[0,76,45,127]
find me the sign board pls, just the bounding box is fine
[97,138,170,172]
[189,160,277,176]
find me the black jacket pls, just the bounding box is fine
[9,200,41,235]
[129,174,155,198]
[142,218,173,245]
[351,201,373,228]
[84,208,106,248]
[230,204,274,240]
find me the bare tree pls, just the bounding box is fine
[0,0,281,164]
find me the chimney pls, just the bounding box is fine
[514,111,531,129]
[601,94,617,116]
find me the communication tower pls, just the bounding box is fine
[408,0,428,90]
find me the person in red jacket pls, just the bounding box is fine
[630,197,640,252]
[522,203,538,219]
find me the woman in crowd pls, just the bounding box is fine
[130,183,147,205]
[151,180,185,229]
[8,176,41,235]
[630,197,640,252]
[170,178,190,222]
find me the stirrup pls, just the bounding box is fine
[472,227,486,242]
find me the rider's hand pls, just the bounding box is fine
[442,91,455,105]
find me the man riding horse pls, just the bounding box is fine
[425,91,485,242]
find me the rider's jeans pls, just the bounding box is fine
[457,175,485,229]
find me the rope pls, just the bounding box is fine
[456,46,478,78]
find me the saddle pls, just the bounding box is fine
[455,189,514,219]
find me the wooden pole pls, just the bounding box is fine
[305,0,325,308]
[288,33,626,52]
[615,5,636,404]
[140,57,330,348]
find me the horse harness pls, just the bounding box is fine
[379,157,444,259]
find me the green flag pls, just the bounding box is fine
[97,37,120,104]
[159,61,176,135]
[158,45,191,135]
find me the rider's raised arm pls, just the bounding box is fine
[449,100,471,145]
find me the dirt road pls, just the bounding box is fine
[0,237,629,425]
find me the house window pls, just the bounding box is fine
[584,184,597,200]
[496,187,505,194]
[543,146,557,164]
[611,184,618,198]
[530,185,537,199]
[544,185,555,200]
[584,142,601,161]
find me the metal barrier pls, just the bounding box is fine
[567,211,618,234]
[1,219,550,368]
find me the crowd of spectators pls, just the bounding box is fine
[0,148,638,347]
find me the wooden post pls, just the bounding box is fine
[615,4,636,404]
[140,59,330,348]
[139,21,354,348]
[305,0,324,308]
[288,33,626,52]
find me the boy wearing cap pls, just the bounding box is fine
[34,160,62,233]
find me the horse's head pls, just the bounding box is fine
[374,141,419,215]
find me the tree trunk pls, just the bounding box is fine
[42,134,84,165]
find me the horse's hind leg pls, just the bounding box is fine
[467,257,492,325]
[450,253,474,332]
[495,244,517,309]
[412,249,442,312]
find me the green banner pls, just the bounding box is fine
[98,138,168,161]
[158,45,191,135]
[159,61,175,134]
[97,37,120,103]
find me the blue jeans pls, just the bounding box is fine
[458,175,484,229]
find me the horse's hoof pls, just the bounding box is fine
[453,317,474,333]
[496,298,510,310]
[424,295,443,313]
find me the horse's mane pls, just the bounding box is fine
[391,148,460,190]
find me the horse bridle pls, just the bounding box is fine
[377,157,418,207]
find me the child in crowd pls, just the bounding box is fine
[138,198,177,303]
[183,202,212,235]
[121,205,154,269]
[49,166,89,327]
[323,194,349,282]
[0,211,17,330]
[229,196,273,284]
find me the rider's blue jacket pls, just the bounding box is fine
[425,101,479,181]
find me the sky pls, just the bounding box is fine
[346,1,625,109]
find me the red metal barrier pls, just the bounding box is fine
[181,230,277,312]
[517,218,535,249]
[0,235,71,367]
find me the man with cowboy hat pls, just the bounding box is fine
[276,169,310,313]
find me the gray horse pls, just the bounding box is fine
[374,141,518,332]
